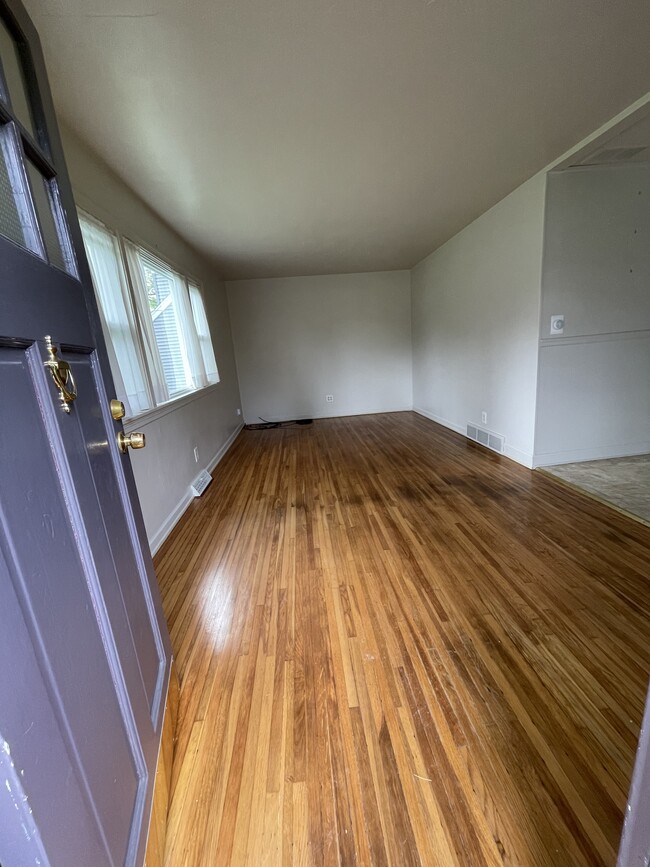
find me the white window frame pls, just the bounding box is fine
[78,208,220,426]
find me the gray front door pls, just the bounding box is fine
[617,683,650,866]
[0,1,171,864]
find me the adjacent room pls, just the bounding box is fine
[533,126,650,523]
[2,0,649,865]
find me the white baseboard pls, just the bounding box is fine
[207,422,245,472]
[533,441,650,468]
[412,406,465,435]
[413,407,534,469]
[149,491,194,558]
[149,423,244,556]
[504,444,534,469]
[243,407,413,424]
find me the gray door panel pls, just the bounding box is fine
[618,682,650,866]
[59,348,166,722]
[0,238,93,344]
[0,545,108,867]
[0,343,142,864]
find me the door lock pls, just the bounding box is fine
[110,399,125,420]
[117,432,146,453]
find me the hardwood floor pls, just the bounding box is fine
[154,412,650,866]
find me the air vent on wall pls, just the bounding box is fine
[576,146,648,166]
[466,423,505,455]
[191,469,212,497]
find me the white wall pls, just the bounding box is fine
[61,123,243,551]
[226,271,412,423]
[534,165,650,465]
[411,174,546,467]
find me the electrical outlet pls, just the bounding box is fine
[550,314,565,335]
[193,446,199,463]
[481,411,488,425]
[236,408,241,416]
[326,394,334,403]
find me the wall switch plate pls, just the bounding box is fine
[326,394,334,403]
[236,408,241,416]
[481,411,488,424]
[550,314,565,335]
[193,446,199,463]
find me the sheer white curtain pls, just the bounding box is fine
[79,217,151,418]
[123,240,170,405]
[189,283,219,384]
[172,275,208,390]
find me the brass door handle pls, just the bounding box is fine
[118,432,146,453]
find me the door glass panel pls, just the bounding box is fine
[0,124,30,247]
[0,18,35,136]
[26,159,67,271]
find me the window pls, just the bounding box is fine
[79,211,219,420]
[130,247,195,398]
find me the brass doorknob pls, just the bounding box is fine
[110,399,126,420]
[118,431,146,453]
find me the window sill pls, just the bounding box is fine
[123,382,221,431]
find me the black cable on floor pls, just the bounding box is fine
[244,416,314,431]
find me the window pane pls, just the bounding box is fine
[80,216,151,417]
[0,18,35,136]
[139,254,194,397]
[26,160,67,271]
[0,124,28,246]
[189,283,219,383]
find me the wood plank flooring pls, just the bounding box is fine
[154,412,650,866]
